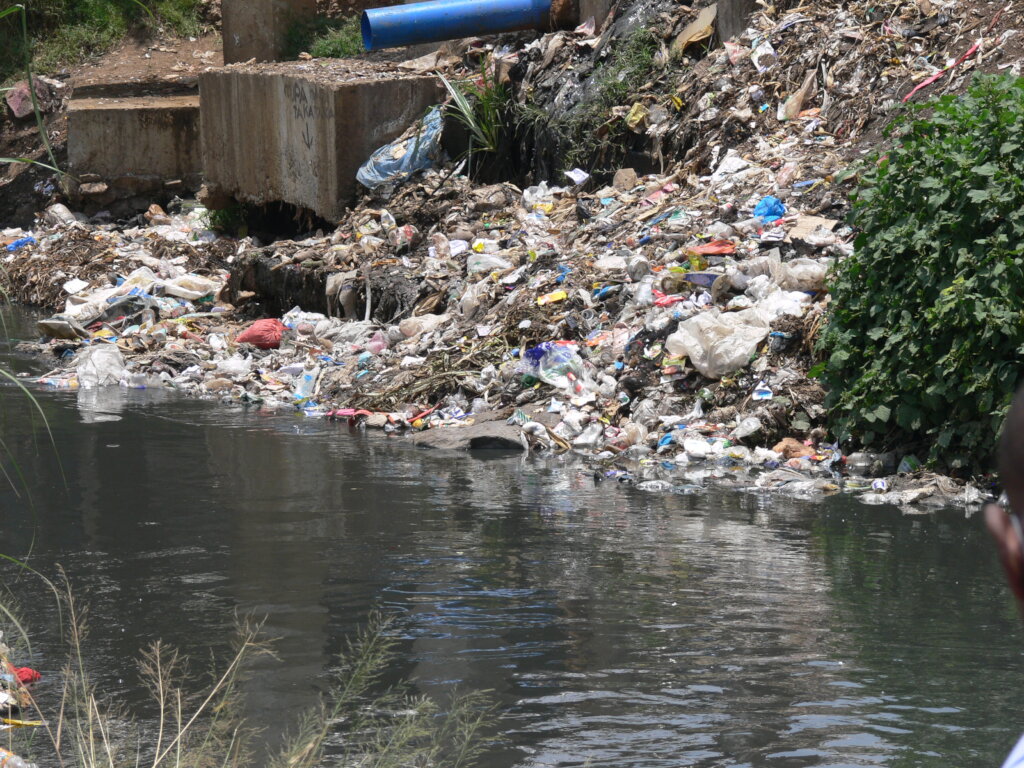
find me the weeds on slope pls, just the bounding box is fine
[0,0,206,85]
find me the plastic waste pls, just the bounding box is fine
[0,747,37,768]
[294,366,321,401]
[5,236,35,252]
[769,256,828,292]
[522,181,554,213]
[356,106,443,189]
[399,313,447,337]
[573,421,604,448]
[388,224,420,251]
[216,354,253,379]
[430,232,451,259]
[731,416,763,440]
[236,319,288,349]
[665,308,771,379]
[76,345,126,388]
[632,273,656,307]
[536,345,585,391]
[467,252,513,274]
[365,331,389,354]
[753,196,786,223]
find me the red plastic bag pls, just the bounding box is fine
[14,667,40,684]
[235,319,288,350]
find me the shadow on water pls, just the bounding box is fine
[1,306,1023,767]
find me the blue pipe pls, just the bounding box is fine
[362,0,552,51]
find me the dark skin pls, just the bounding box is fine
[987,389,1024,608]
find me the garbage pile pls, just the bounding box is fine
[510,0,1014,184]
[1,163,980,511]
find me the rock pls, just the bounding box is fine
[412,421,524,451]
[613,168,638,191]
[772,437,815,459]
[197,184,234,210]
[145,204,172,226]
[5,79,50,119]
[79,182,110,197]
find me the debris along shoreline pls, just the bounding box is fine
[2,177,981,513]
[2,0,1009,510]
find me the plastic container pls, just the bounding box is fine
[632,273,656,307]
[0,747,37,768]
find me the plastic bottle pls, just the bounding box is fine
[0,747,37,768]
[294,366,321,400]
[632,273,656,307]
[573,421,605,449]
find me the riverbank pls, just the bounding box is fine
[0,176,982,512]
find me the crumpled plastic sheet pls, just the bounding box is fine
[357,106,444,190]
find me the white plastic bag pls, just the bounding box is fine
[216,354,253,379]
[466,252,513,275]
[666,308,771,379]
[769,256,829,292]
[76,345,126,388]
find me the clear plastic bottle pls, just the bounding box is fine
[0,747,37,768]
[573,421,605,449]
[632,273,656,307]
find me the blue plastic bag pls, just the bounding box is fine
[753,195,786,223]
[5,236,36,252]
[356,106,444,190]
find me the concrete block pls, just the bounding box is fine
[199,61,445,221]
[68,89,202,189]
[223,0,317,64]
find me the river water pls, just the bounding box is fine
[2,307,1023,767]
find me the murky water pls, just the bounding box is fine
[2,307,1024,767]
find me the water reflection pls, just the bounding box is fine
[2,308,1024,767]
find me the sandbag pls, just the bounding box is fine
[235,319,288,350]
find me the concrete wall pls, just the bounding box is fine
[200,64,444,220]
[223,0,317,64]
[68,94,202,183]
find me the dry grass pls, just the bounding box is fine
[0,573,493,768]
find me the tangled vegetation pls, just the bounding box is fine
[819,75,1024,472]
[0,0,206,84]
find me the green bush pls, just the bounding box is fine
[284,15,363,60]
[819,75,1024,471]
